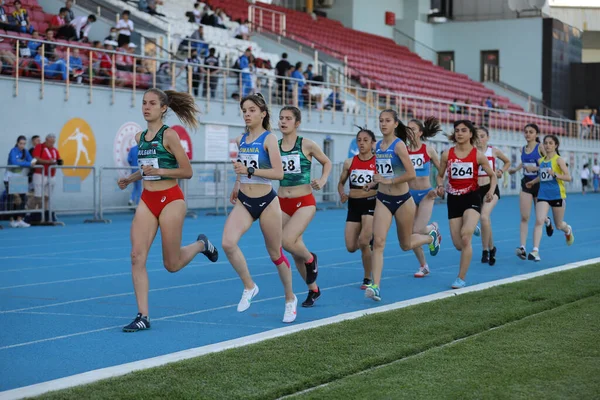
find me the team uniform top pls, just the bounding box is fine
[521,143,542,180]
[375,138,406,179]
[478,146,496,176]
[537,154,566,200]
[138,125,177,181]
[407,143,431,177]
[348,155,376,189]
[446,147,479,195]
[238,130,272,185]
[278,136,311,187]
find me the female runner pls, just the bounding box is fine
[525,134,574,261]
[337,128,377,289]
[118,88,219,332]
[406,118,442,278]
[277,106,332,308]
[508,123,554,259]
[222,93,297,323]
[436,120,496,289]
[364,109,441,301]
[476,127,511,266]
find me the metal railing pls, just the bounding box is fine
[0,165,45,222]
[248,4,286,36]
[98,166,138,221]
[186,162,231,216]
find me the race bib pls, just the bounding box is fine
[409,154,425,170]
[237,153,259,170]
[21,20,27,26]
[281,154,301,174]
[478,159,493,175]
[450,162,473,179]
[139,158,160,181]
[523,162,537,176]
[350,169,374,186]
[376,159,393,178]
[540,167,554,182]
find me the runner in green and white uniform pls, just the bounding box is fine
[277,106,332,308]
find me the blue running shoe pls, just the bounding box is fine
[123,313,150,332]
[365,284,381,301]
[428,229,440,256]
[451,278,466,289]
[474,225,481,237]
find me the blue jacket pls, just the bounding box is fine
[7,146,33,168]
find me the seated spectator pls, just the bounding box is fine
[291,62,305,107]
[189,25,208,56]
[57,14,96,42]
[203,47,219,98]
[234,20,250,40]
[200,5,214,26]
[12,0,34,34]
[186,48,203,96]
[116,42,135,72]
[69,47,84,83]
[304,64,313,81]
[105,27,118,42]
[43,28,57,60]
[31,134,62,214]
[116,10,133,48]
[50,7,68,31]
[4,135,36,228]
[325,86,344,111]
[146,0,165,17]
[27,30,42,57]
[213,8,226,29]
[192,2,202,24]
[0,0,19,32]
[27,134,40,186]
[34,50,67,80]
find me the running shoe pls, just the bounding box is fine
[432,222,442,244]
[545,218,554,237]
[283,295,298,323]
[360,278,372,290]
[237,285,259,312]
[489,246,497,266]
[481,250,489,263]
[305,252,318,285]
[515,247,527,260]
[197,234,219,262]
[365,284,381,301]
[414,265,430,278]
[565,226,574,246]
[122,313,150,332]
[428,229,440,256]
[451,278,466,289]
[302,288,321,307]
[528,251,540,262]
[474,225,481,237]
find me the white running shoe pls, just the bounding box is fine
[10,220,19,228]
[17,220,30,228]
[283,295,298,323]
[414,265,430,278]
[237,285,259,312]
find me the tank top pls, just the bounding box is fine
[478,146,496,176]
[238,130,272,185]
[348,155,376,189]
[521,143,541,179]
[446,146,479,195]
[375,138,405,179]
[407,143,431,178]
[137,125,177,181]
[279,136,311,187]
[538,154,566,200]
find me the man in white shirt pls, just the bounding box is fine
[116,10,134,48]
[592,161,600,193]
[70,14,96,42]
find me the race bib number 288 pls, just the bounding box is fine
[450,162,473,179]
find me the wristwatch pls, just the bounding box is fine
[247,167,255,179]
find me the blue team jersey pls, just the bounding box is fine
[238,130,272,185]
[375,138,405,179]
[521,143,541,180]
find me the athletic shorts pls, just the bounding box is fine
[32,173,56,198]
[410,188,433,206]
[538,198,564,208]
[447,190,481,220]
[346,195,376,222]
[278,193,316,216]
[521,177,539,197]
[141,184,185,218]
[478,183,500,202]
[377,191,412,216]
[581,179,588,187]
[238,189,277,220]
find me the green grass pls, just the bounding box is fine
[35,264,600,400]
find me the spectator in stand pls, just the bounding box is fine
[580,163,590,195]
[12,1,34,34]
[290,62,305,107]
[189,25,208,56]
[116,10,133,48]
[4,135,36,228]
[27,30,42,56]
[203,47,219,98]
[127,143,140,206]
[57,14,96,42]
[485,96,493,108]
[592,161,600,193]
[34,48,67,80]
[325,85,344,111]
[69,47,84,83]
[64,0,74,24]
[200,5,214,26]
[31,134,62,211]
[146,0,165,17]
[105,27,118,42]
[213,8,226,29]
[49,7,68,31]
[0,0,19,32]
[304,63,313,81]
[234,20,250,40]
[275,52,290,102]
[43,28,57,59]
[191,2,202,24]
[186,48,202,97]
[238,47,252,96]
[27,135,40,186]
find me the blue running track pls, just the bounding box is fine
[1,194,598,392]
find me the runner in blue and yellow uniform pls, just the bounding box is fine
[525,134,574,261]
[277,106,332,308]
[117,88,219,333]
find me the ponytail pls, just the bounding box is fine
[380,109,415,146]
[410,117,441,140]
[145,88,200,129]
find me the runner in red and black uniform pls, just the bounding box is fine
[436,120,496,289]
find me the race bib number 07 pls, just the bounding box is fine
[540,167,553,182]
[450,162,473,179]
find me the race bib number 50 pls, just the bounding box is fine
[450,162,473,179]
[409,154,425,170]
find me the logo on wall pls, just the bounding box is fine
[347,139,359,158]
[171,125,193,160]
[58,118,96,180]
[113,121,142,178]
